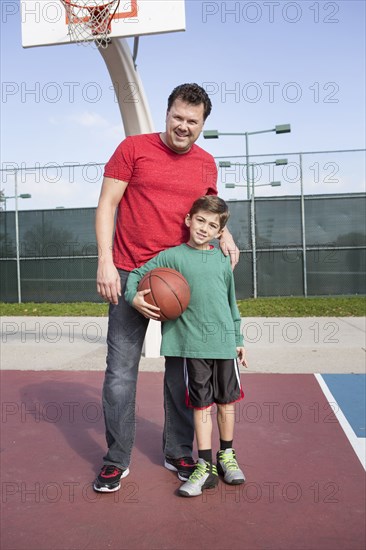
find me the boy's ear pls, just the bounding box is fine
[216,228,224,239]
[185,214,191,228]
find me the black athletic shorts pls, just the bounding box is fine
[184,358,244,409]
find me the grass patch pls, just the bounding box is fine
[0,302,110,317]
[1,296,365,317]
[237,296,366,317]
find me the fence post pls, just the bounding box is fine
[250,165,258,298]
[14,170,22,303]
[299,153,307,297]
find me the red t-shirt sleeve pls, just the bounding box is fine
[206,163,218,196]
[104,137,135,182]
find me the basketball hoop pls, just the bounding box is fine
[61,0,121,48]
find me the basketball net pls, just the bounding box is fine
[61,0,121,48]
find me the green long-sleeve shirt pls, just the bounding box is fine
[124,244,243,359]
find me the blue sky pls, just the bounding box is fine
[1,0,365,210]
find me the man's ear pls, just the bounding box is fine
[185,214,191,228]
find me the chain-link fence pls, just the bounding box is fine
[0,194,365,302]
[228,193,365,298]
[0,207,98,302]
[0,149,365,302]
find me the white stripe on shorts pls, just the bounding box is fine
[233,358,242,389]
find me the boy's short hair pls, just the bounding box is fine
[189,196,230,230]
[167,83,212,121]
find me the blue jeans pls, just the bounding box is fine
[102,269,194,469]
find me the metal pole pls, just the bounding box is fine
[299,154,307,297]
[99,38,154,135]
[14,171,22,303]
[250,164,258,298]
[3,197,7,256]
[245,132,250,200]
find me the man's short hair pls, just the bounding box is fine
[189,196,230,230]
[167,83,212,121]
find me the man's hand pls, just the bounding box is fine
[96,262,121,305]
[95,176,129,305]
[219,228,240,269]
[236,347,248,367]
[132,289,161,319]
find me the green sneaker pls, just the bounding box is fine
[217,448,245,485]
[178,458,219,497]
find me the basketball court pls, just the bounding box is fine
[1,316,365,549]
[1,369,365,549]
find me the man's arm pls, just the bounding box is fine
[95,176,128,304]
[219,226,240,270]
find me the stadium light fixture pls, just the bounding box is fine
[205,125,291,198]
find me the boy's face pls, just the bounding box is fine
[185,209,223,249]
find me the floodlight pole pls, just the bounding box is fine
[99,38,155,135]
[245,132,250,202]
[222,160,283,299]
[14,171,22,303]
[250,165,257,298]
[299,153,307,297]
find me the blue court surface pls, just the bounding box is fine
[316,374,366,469]
[1,370,365,550]
[321,374,366,437]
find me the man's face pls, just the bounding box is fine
[163,98,205,154]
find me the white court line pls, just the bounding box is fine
[314,374,365,470]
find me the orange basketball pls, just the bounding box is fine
[137,268,190,321]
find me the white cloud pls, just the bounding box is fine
[47,112,109,129]
[68,112,109,128]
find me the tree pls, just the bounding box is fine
[0,189,5,211]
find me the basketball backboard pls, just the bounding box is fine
[21,0,186,48]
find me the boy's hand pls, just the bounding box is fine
[132,289,161,319]
[236,347,248,367]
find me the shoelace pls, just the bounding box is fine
[189,461,208,481]
[219,451,239,471]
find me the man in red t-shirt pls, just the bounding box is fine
[94,83,239,493]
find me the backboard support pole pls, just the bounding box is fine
[99,36,160,356]
[98,37,154,135]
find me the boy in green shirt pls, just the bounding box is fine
[125,196,248,497]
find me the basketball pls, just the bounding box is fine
[138,268,190,321]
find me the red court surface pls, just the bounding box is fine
[1,371,365,550]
